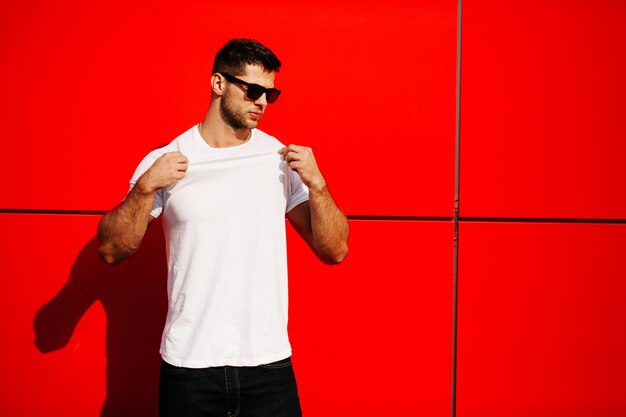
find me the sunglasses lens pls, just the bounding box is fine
[246,85,264,101]
[266,90,281,104]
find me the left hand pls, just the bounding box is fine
[278,144,326,191]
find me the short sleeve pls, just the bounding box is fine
[285,168,310,213]
[127,152,165,219]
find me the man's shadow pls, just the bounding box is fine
[34,220,168,417]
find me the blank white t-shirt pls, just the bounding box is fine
[129,125,309,367]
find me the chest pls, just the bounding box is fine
[162,153,288,224]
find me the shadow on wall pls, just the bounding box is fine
[33,220,168,417]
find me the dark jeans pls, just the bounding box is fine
[159,357,302,417]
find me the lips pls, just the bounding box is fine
[249,111,263,120]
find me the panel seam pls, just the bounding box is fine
[1,210,623,225]
[452,0,463,415]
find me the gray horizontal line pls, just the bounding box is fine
[347,215,454,222]
[0,209,624,224]
[0,208,107,215]
[459,216,626,225]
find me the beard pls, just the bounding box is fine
[219,91,258,130]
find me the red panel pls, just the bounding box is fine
[460,1,626,219]
[0,215,453,416]
[0,214,167,416]
[457,222,626,416]
[1,0,456,216]
[288,220,454,415]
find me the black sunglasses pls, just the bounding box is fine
[220,73,281,104]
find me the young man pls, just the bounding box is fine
[97,39,349,416]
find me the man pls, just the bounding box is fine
[97,38,349,416]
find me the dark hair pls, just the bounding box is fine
[212,38,281,76]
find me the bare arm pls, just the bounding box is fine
[98,151,188,264]
[280,145,349,264]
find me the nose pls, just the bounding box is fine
[254,92,268,107]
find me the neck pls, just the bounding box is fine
[198,104,251,148]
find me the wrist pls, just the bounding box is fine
[308,178,327,193]
[135,175,157,195]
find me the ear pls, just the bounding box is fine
[210,73,225,97]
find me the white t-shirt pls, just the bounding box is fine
[129,125,309,367]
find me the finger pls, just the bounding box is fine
[288,161,304,171]
[287,150,305,159]
[172,155,188,164]
[164,151,183,158]
[282,146,299,155]
[285,155,300,166]
[282,152,293,163]
[278,147,287,155]
[287,144,305,152]
[164,151,188,161]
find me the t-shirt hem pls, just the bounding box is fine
[160,348,293,368]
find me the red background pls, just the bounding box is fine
[1,0,625,415]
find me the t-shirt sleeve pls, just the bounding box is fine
[285,168,310,213]
[127,152,165,219]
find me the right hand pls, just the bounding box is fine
[136,151,189,193]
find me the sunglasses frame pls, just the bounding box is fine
[220,72,281,104]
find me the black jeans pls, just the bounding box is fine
[159,357,302,417]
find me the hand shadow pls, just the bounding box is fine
[34,219,168,417]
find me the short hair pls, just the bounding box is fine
[212,38,281,76]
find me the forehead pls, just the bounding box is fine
[240,64,275,87]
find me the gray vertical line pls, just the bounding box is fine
[452,0,463,416]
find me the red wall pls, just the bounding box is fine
[457,1,626,415]
[1,0,624,416]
